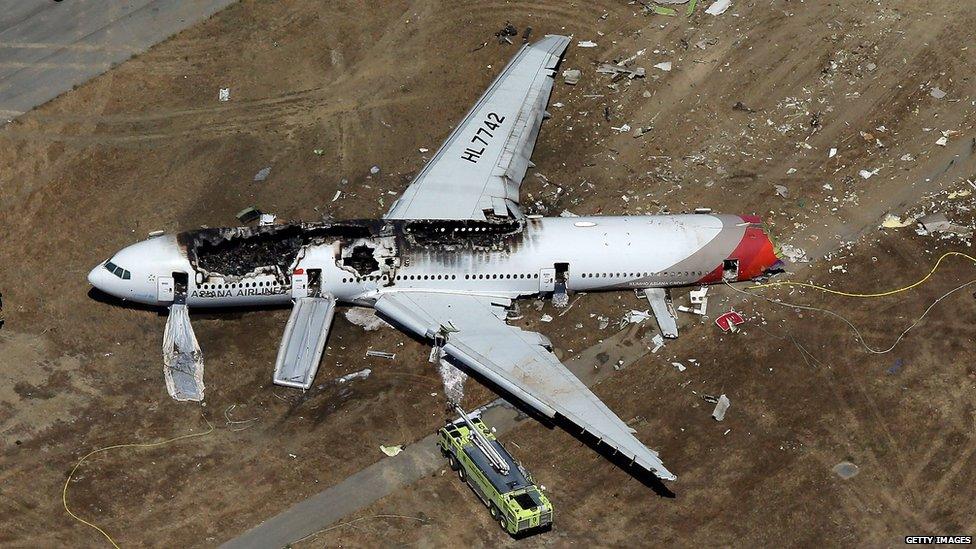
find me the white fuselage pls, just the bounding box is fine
[88,214,776,309]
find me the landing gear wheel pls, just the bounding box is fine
[448,455,459,471]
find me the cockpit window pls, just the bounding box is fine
[104,261,131,280]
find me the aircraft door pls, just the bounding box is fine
[539,268,556,292]
[291,269,309,299]
[157,276,175,302]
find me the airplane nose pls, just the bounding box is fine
[88,263,108,292]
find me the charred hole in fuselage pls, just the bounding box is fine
[342,243,380,275]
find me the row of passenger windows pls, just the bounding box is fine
[338,271,707,284]
[198,281,279,290]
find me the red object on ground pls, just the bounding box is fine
[715,310,746,332]
[293,268,305,275]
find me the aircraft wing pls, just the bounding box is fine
[373,291,676,481]
[384,35,570,221]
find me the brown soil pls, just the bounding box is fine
[2,0,975,547]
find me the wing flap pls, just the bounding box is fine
[374,291,676,481]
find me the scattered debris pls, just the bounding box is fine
[930,87,947,100]
[705,0,732,15]
[380,444,403,457]
[715,310,746,333]
[559,209,579,218]
[596,64,646,79]
[313,148,324,155]
[253,166,272,182]
[774,185,790,198]
[369,165,381,175]
[218,88,230,102]
[258,213,277,226]
[779,244,810,263]
[858,168,879,180]
[829,147,838,158]
[337,368,371,383]
[633,126,651,138]
[235,207,262,224]
[495,23,518,45]
[522,26,533,44]
[671,362,686,372]
[331,190,342,202]
[711,394,730,421]
[365,350,396,360]
[936,136,948,147]
[562,69,581,85]
[625,310,651,324]
[344,307,391,331]
[653,61,672,72]
[577,40,598,48]
[540,314,553,323]
[611,123,632,133]
[832,461,859,479]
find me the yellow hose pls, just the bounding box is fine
[62,417,214,548]
[749,251,976,298]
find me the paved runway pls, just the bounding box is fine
[0,0,237,123]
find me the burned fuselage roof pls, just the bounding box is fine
[176,218,527,281]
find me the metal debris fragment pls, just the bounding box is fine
[832,461,859,479]
[365,350,396,359]
[337,368,371,383]
[705,0,732,15]
[380,444,403,457]
[711,394,730,421]
[253,166,272,182]
[562,69,581,85]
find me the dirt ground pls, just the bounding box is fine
[2,0,976,547]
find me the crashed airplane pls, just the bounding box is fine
[87,35,780,482]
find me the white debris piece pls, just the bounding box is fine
[705,0,732,15]
[380,445,403,457]
[930,87,947,99]
[540,314,553,323]
[365,350,395,359]
[671,362,686,372]
[881,214,914,228]
[332,190,342,202]
[370,165,381,175]
[651,333,665,354]
[625,310,651,324]
[774,185,790,198]
[344,307,391,331]
[918,213,973,236]
[611,124,632,133]
[577,40,598,48]
[653,61,673,72]
[936,136,948,147]
[218,88,230,102]
[419,147,429,153]
[337,368,371,383]
[562,69,581,85]
[828,147,837,158]
[712,394,731,421]
[258,213,277,226]
[559,209,579,218]
[858,168,879,179]
[163,304,205,402]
